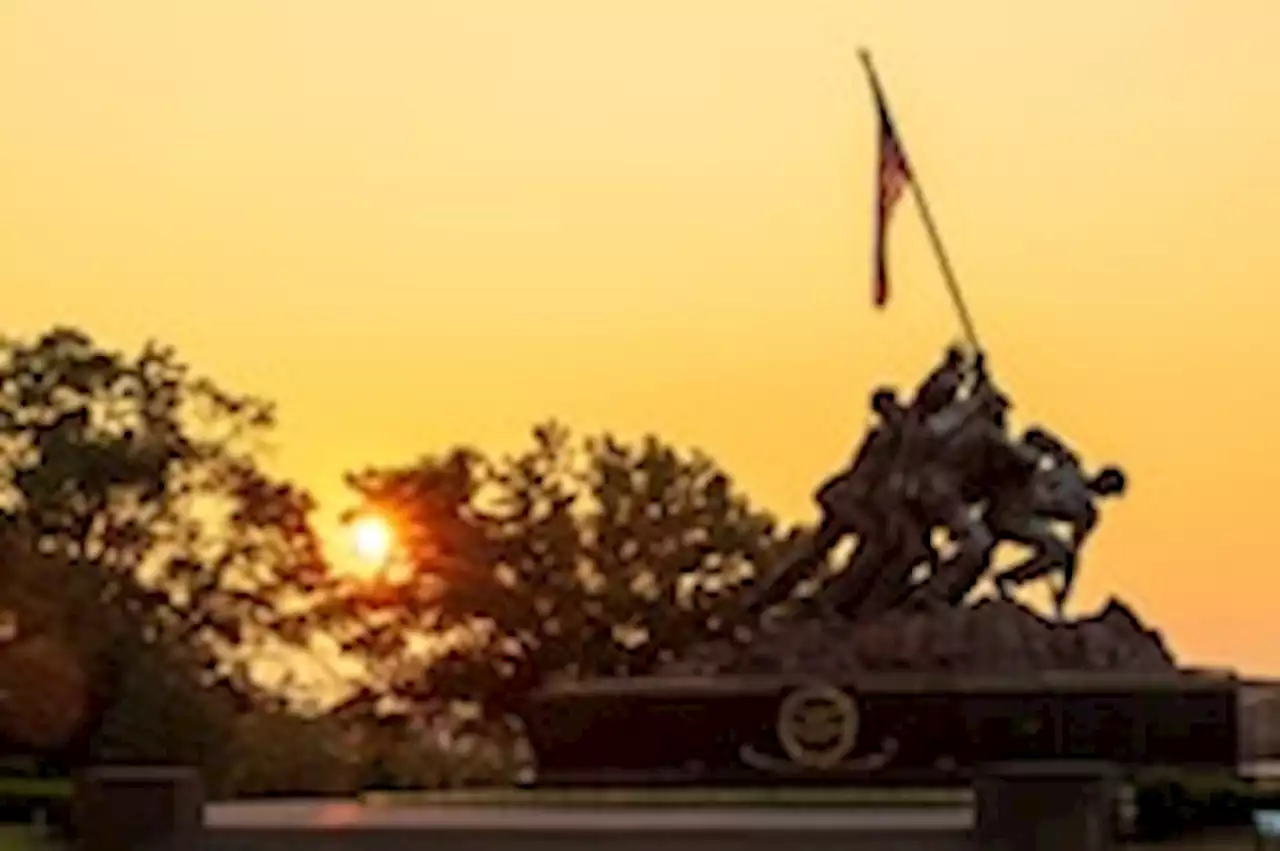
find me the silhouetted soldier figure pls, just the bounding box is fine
[897,356,1038,610]
[820,350,1003,619]
[822,350,997,620]
[816,387,907,531]
[813,385,969,619]
[820,510,939,620]
[749,343,1128,627]
[893,349,990,502]
[745,387,910,614]
[921,351,1001,436]
[988,427,1128,619]
[908,345,968,420]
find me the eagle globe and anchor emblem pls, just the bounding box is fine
[739,682,899,774]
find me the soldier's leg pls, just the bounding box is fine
[883,531,938,609]
[824,498,937,620]
[993,553,1051,598]
[914,513,996,607]
[1052,551,1079,620]
[993,550,1075,619]
[820,535,890,619]
[841,544,921,620]
[746,515,844,612]
[990,520,1073,616]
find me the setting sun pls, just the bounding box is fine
[350,515,395,567]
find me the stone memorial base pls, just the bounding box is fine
[667,598,1178,679]
[520,671,1240,787]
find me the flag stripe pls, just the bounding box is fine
[872,87,912,308]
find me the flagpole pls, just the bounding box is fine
[857,49,982,355]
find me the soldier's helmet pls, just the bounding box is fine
[1022,428,1056,455]
[1090,466,1127,497]
[870,386,900,418]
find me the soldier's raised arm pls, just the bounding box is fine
[870,386,905,429]
[910,346,966,416]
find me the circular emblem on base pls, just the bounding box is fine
[777,682,859,769]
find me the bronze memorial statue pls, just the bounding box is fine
[640,343,1165,681]
[744,344,1127,625]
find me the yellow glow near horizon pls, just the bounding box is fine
[349,515,395,571]
[4,1,1280,673]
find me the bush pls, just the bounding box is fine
[1132,772,1268,842]
[219,710,365,799]
[351,713,524,792]
[87,637,238,795]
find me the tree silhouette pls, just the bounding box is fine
[0,327,332,772]
[335,421,790,721]
[0,327,330,648]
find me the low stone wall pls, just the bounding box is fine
[73,764,1124,851]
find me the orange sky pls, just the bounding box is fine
[3,1,1280,673]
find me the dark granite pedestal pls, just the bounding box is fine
[974,761,1119,851]
[521,673,1240,786]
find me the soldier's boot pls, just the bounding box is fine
[1052,551,1078,621]
[992,541,1073,616]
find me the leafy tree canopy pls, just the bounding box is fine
[0,327,334,773]
[334,421,792,719]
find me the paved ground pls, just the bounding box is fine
[200,803,977,851]
[205,801,974,832]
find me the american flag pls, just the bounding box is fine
[872,86,912,308]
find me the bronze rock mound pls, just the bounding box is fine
[662,597,1176,677]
